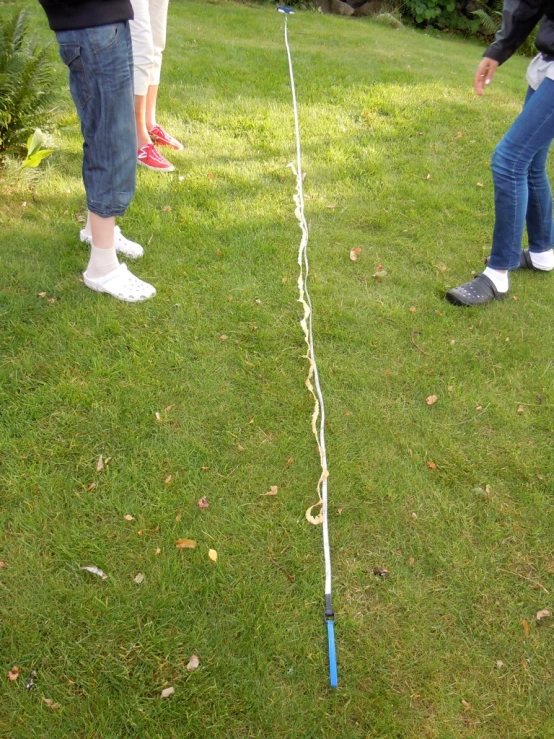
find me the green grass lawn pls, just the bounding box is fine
[2,1,554,736]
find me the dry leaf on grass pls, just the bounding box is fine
[426,395,438,406]
[496,660,505,669]
[372,270,387,280]
[8,667,19,682]
[186,655,200,672]
[155,547,161,555]
[373,567,390,579]
[461,699,471,712]
[409,306,416,313]
[536,609,552,621]
[175,539,196,549]
[284,457,294,468]
[134,573,144,584]
[237,444,244,452]
[162,205,172,212]
[160,686,175,698]
[517,404,525,415]
[219,335,228,342]
[80,565,108,580]
[165,475,173,485]
[0,561,6,569]
[522,619,530,637]
[208,549,218,563]
[349,246,362,262]
[262,486,278,496]
[197,497,209,509]
[96,455,104,472]
[155,411,161,422]
[427,460,437,470]
[123,514,135,521]
[42,697,61,710]
[87,482,97,491]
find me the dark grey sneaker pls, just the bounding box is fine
[446,273,507,307]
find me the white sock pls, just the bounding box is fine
[530,249,554,271]
[483,266,509,293]
[86,245,119,279]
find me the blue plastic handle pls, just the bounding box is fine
[277,6,295,13]
[326,620,338,688]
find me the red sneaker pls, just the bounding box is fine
[149,125,184,151]
[137,143,175,172]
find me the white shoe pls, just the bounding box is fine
[83,264,156,303]
[80,226,144,259]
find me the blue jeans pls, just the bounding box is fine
[489,79,554,270]
[55,22,137,218]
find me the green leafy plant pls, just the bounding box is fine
[22,128,53,168]
[0,7,56,157]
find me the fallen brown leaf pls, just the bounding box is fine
[536,609,552,621]
[155,411,161,422]
[281,276,288,283]
[461,699,471,712]
[208,549,218,563]
[87,482,97,491]
[409,306,416,313]
[42,697,61,710]
[0,561,6,569]
[219,334,228,342]
[427,460,437,470]
[38,292,47,298]
[165,475,172,485]
[522,618,530,637]
[262,486,278,496]
[186,655,200,672]
[134,573,144,584]
[161,686,175,698]
[175,538,196,549]
[517,404,525,415]
[155,548,161,555]
[284,457,294,468]
[162,205,172,212]
[216,249,223,257]
[349,246,362,262]
[8,667,19,682]
[197,496,209,509]
[175,513,182,522]
[426,395,438,406]
[496,660,505,669]
[123,514,135,521]
[373,567,389,578]
[96,455,104,472]
[237,444,244,452]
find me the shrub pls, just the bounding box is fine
[0,7,56,157]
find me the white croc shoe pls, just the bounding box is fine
[83,264,156,303]
[80,226,144,259]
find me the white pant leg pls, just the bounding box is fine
[130,0,169,95]
[149,0,169,87]
[130,0,154,96]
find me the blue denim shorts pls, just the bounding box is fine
[55,22,137,218]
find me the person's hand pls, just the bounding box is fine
[474,57,499,96]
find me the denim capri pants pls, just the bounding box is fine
[55,22,137,218]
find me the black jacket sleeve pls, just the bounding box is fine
[484,0,546,64]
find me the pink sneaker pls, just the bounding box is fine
[149,124,184,151]
[137,143,175,172]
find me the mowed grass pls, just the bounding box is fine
[1,1,554,736]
